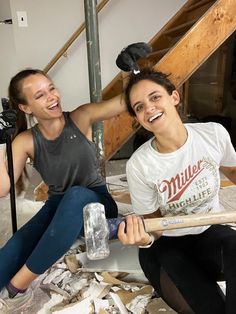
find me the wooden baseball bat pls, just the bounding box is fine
[144,211,236,232]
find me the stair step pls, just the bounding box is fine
[149,48,170,58]
[169,34,182,45]
[138,48,170,68]
[163,18,198,36]
[186,0,215,12]
[103,0,235,159]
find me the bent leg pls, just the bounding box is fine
[0,195,62,290]
[139,235,225,314]
[223,231,236,314]
[139,246,194,314]
[194,225,236,314]
[26,185,117,274]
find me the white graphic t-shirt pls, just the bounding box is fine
[126,122,236,236]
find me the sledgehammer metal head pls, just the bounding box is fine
[83,202,123,260]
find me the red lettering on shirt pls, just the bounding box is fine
[158,160,204,202]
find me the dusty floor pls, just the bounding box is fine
[0,160,177,313]
[1,160,235,313]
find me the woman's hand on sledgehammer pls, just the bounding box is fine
[118,214,152,246]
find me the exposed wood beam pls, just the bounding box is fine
[154,0,236,88]
[104,0,236,160]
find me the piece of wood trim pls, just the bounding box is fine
[163,18,198,36]
[149,0,197,50]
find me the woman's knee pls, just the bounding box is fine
[65,186,99,204]
[56,186,100,220]
[61,185,117,218]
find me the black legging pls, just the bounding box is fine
[139,225,236,314]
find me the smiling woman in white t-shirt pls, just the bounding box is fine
[118,67,236,314]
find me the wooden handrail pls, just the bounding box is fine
[44,0,109,73]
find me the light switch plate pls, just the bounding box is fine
[17,11,28,27]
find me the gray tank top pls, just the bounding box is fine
[32,112,105,195]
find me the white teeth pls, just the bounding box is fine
[48,102,58,109]
[148,113,162,122]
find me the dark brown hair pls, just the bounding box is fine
[8,68,48,194]
[124,67,177,116]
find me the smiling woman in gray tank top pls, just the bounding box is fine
[0,66,126,312]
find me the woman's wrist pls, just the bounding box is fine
[139,233,155,248]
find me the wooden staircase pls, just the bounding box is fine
[34,0,236,201]
[103,0,236,160]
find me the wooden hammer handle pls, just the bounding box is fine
[144,211,236,232]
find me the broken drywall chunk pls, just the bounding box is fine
[109,292,129,314]
[93,297,110,313]
[82,280,110,300]
[64,254,81,273]
[51,296,93,314]
[126,294,152,314]
[116,285,153,305]
[43,269,65,285]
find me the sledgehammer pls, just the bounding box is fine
[83,202,236,260]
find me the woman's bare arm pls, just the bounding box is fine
[220,166,236,185]
[70,94,126,138]
[0,131,33,197]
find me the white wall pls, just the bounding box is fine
[98,0,185,88]
[1,0,186,111]
[0,0,11,20]
[0,0,15,103]
[10,0,84,69]
[0,25,17,100]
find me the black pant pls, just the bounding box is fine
[139,225,236,314]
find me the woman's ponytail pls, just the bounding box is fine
[8,68,46,195]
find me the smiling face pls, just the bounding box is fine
[18,74,62,120]
[129,79,180,134]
